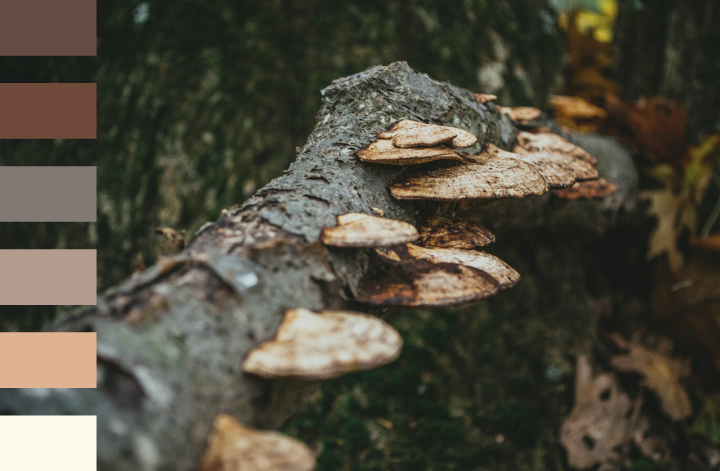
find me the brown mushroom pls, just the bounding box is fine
[473,93,498,104]
[201,414,315,471]
[356,258,500,307]
[378,119,477,149]
[553,179,617,200]
[320,213,419,247]
[241,308,402,379]
[356,138,463,165]
[417,215,495,249]
[389,148,549,201]
[499,106,542,121]
[515,131,597,165]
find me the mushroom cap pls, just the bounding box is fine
[320,213,419,247]
[387,243,520,288]
[389,150,549,201]
[201,414,315,471]
[474,93,498,104]
[553,178,617,200]
[500,106,542,121]
[241,308,403,379]
[357,138,463,165]
[378,120,478,149]
[417,215,495,249]
[356,259,499,307]
[515,131,597,165]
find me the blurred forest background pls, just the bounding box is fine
[2,0,720,469]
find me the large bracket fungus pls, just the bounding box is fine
[319,213,418,248]
[416,214,495,249]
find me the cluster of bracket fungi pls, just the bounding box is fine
[200,99,610,470]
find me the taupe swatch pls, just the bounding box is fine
[0,167,96,222]
[0,250,96,305]
[0,0,96,56]
[0,84,96,139]
[0,333,96,388]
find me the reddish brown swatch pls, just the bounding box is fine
[0,0,96,56]
[0,250,96,305]
[0,84,96,139]
[0,333,96,388]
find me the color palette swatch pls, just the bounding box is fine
[0,416,96,470]
[0,250,96,305]
[0,167,96,222]
[0,333,96,388]
[0,84,97,139]
[0,0,96,56]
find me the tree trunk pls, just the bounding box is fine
[0,62,638,471]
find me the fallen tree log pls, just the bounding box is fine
[0,62,637,470]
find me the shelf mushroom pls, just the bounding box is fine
[356,138,464,165]
[377,119,478,149]
[473,93,498,104]
[515,131,597,165]
[241,309,403,379]
[320,213,419,247]
[553,179,617,200]
[201,414,315,471]
[500,106,542,122]
[417,215,495,249]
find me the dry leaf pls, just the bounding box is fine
[201,414,315,471]
[560,355,634,470]
[417,215,495,249]
[241,308,402,379]
[642,187,696,271]
[610,338,692,422]
[320,213,418,248]
[553,179,617,200]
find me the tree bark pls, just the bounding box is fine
[0,62,637,471]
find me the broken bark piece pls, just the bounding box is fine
[389,243,519,288]
[356,138,463,165]
[499,106,542,121]
[554,179,617,200]
[417,214,495,249]
[377,120,477,149]
[610,340,692,421]
[320,213,419,248]
[356,257,500,307]
[389,149,549,201]
[560,355,635,470]
[473,93,498,104]
[515,131,597,165]
[241,308,402,379]
[201,414,315,471]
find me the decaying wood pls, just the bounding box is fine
[0,62,638,470]
[416,215,495,249]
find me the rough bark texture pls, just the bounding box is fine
[0,62,638,470]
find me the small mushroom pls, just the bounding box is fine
[499,106,542,121]
[356,138,463,165]
[389,147,549,201]
[515,131,597,165]
[241,308,402,379]
[201,414,315,471]
[356,258,499,307]
[378,120,477,149]
[473,93,498,104]
[417,215,495,249]
[553,179,617,200]
[320,213,419,247]
[384,243,520,288]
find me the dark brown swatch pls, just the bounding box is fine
[0,0,96,56]
[0,167,96,222]
[0,84,96,139]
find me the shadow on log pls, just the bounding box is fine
[0,62,638,470]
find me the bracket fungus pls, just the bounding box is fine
[473,93,498,104]
[515,131,597,165]
[553,178,617,200]
[356,138,463,165]
[389,147,549,201]
[201,414,315,471]
[320,213,419,248]
[377,119,477,149]
[417,214,495,249]
[241,308,402,379]
[499,106,542,122]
